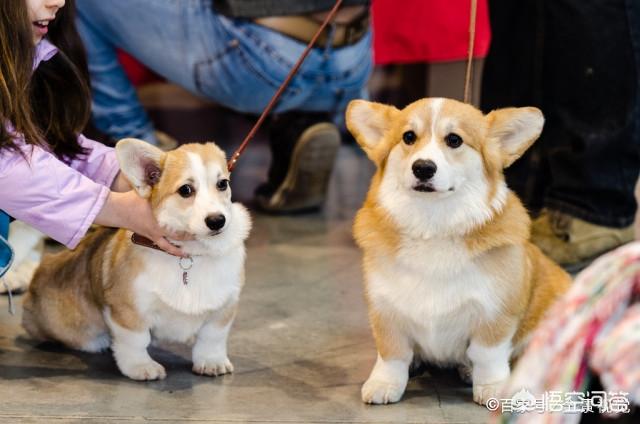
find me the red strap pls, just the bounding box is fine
[131,233,164,252]
[227,0,344,172]
[134,0,345,251]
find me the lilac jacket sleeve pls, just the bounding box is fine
[0,139,118,249]
[69,135,120,186]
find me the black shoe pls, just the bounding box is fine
[255,112,340,214]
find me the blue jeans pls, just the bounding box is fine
[76,0,373,145]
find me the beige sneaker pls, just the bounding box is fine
[531,210,635,271]
[155,130,179,151]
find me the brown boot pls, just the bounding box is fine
[254,112,340,214]
[531,210,634,271]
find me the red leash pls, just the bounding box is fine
[132,0,344,254]
[227,0,344,172]
[463,0,478,104]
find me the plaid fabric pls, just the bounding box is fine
[500,242,640,423]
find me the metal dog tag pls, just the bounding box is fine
[179,256,194,286]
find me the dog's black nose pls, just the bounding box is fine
[205,214,226,231]
[412,159,437,181]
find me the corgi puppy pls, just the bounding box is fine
[346,98,571,405]
[22,139,251,381]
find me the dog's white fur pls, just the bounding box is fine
[23,140,251,381]
[347,98,571,405]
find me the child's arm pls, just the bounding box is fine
[67,134,121,189]
[0,144,184,256]
[0,143,110,249]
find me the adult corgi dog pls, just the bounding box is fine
[346,98,571,405]
[23,139,251,381]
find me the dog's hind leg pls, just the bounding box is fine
[21,293,49,342]
[80,332,111,353]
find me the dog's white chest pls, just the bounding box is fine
[149,301,211,343]
[368,237,501,364]
[133,249,244,339]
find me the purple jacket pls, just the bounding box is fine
[0,39,120,249]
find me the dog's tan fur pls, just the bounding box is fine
[23,140,251,380]
[23,227,161,347]
[347,98,571,405]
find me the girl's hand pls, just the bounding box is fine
[111,172,132,193]
[95,190,191,257]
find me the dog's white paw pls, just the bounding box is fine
[120,360,166,381]
[192,356,234,377]
[473,380,506,406]
[361,378,405,404]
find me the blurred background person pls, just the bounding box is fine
[481,0,640,270]
[368,0,490,107]
[76,0,372,214]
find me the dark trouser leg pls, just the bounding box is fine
[481,0,549,213]
[482,0,640,227]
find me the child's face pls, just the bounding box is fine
[26,0,65,44]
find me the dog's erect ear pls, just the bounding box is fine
[486,107,544,168]
[115,138,166,198]
[346,100,399,164]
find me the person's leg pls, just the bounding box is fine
[255,111,341,213]
[76,0,371,137]
[542,0,639,227]
[482,0,640,268]
[481,0,549,213]
[212,20,372,213]
[75,0,181,144]
[234,25,372,212]
[529,0,639,269]
[189,16,372,118]
[77,0,372,212]
[76,0,231,145]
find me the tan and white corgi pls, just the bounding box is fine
[346,98,571,405]
[22,139,251,381]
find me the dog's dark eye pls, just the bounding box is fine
[403,130,417,145]
[178,184,194,198]
[216,179,229,191]
[445,133,463,148]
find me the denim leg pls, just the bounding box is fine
[76,0,219,143]
[76,1,166,143]
[76,0,372,138]
[192,17,372,123]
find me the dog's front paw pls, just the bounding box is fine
[473,380,506,406]
[361,378,405,405]
[120,360,166,381]
[192,356,234,377]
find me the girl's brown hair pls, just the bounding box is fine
[0,0,91,162]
